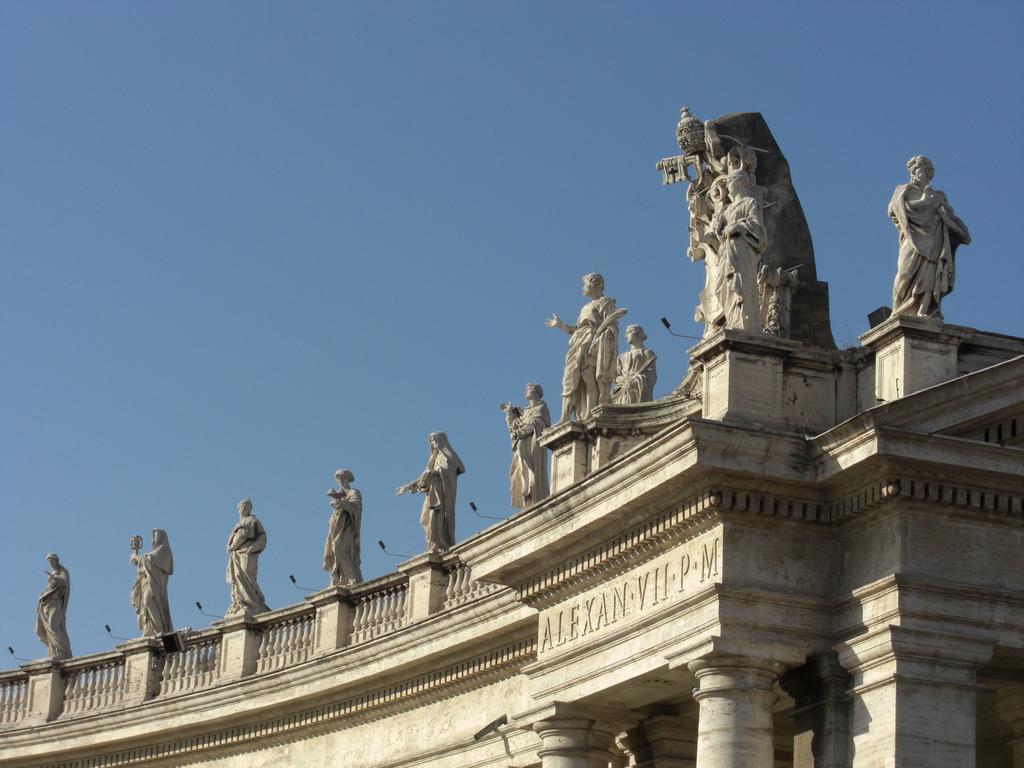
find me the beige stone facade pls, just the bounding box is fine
[1,311,1023,768]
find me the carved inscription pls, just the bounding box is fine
[538,534,721,656]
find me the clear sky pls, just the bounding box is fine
[2,2,1022,665]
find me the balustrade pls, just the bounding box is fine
[256,610,317,673]
[62,656,126,716]
[160,635,221,696]
[351,583,407,644]
[0,673,28,726]
[443,561,498,609]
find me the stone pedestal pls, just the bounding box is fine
[860,314,969,402]
[398,553,448,623]
[213,616,262,680]
[688,655,780,768]
[838,627,992,768]
[541,422,590,495]
[306,586,353,654]
[117,637,163,705]
[21,660,64,723]
[780,651,850,768]
[689,330,799,425]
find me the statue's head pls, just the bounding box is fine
[525,382,543,401]
[708,176,730,209]
[152,529,168,547]
[237,498,253,517]
[46,553,60,567]
[725,169,754,198]
[335,469,354,485]
[582,273,605,298]
[626,324,647,344]
[907,155,934,185]
[429,431,448,451]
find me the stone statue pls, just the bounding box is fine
[501,383,551,509]
[612,325,657,404]
[546,273,626,422]
[226,499,269,616]
[757,265,800,337]
[712,170,767,332]
[129,529,174,637]
[889,155,971,319]
[397,432,465,554]
[36,553,72,660]
[324,469,363,586]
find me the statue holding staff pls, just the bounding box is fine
[324,469,363,586]
[226,498,270,616]
[546,273,626,423]
[36,553,72,660]
[130,529,174,637]
[501,383,551,509]
[396,432,465,554]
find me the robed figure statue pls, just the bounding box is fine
[546,273,626,423]
[130,529,174,637]
[397,432,465,554]
[324,469,363,586]
[889,155,971,319]
[226,499,270,616]
[612,324,657,404]
[501,383,551,509]
[36,553,72,660]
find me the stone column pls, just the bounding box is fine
[214,616,262,680]
[687,655,781,768]
[837,626,991,768]
[305,586,353,654]
[532,717,619,768]
[398,553,448,623]
[118,637,164,704]
[21,660,64,723]
[780,651,850,768]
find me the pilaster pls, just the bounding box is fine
[618,713,697,768]
[859,314,969,402]
[541,422,590,494]
[780,651,850,768]
[398,553,448,623]
[836,626,992,768]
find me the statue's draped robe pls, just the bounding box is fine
[889,183,969,317]
[226,516,269,615]
[416,444,465,553]
[508,400,551,509]
[324,489,362,585]
[131,534,174,636]
[715,196,766,332]
[612,348,658,405]
[562,296,619,418]
[36,566,72,659]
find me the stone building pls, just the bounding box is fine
[1,111,1023,768]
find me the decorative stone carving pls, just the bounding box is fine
[226,499,269,616]
[546,273,627,423]
[889,155,971,319]
[659,108,836,348]
[323,469,363,586]
[35,553,72,660]
[612,325,657,404]
[501,383,552,509]
[757,265,799,337]
[129,529,174,637]
[397,432,465,554]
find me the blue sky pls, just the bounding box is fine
[2,2,1022,663]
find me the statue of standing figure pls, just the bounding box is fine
[36,553,72,660]
[612,325,657,404]
[130,529,174,637]
[324,469,363,586]
[397,432,465,554]
[889,155,971,319]
[226,499,270,616]
[501,383,551,509]
[546,273,626,423]
[712,171,767,332]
